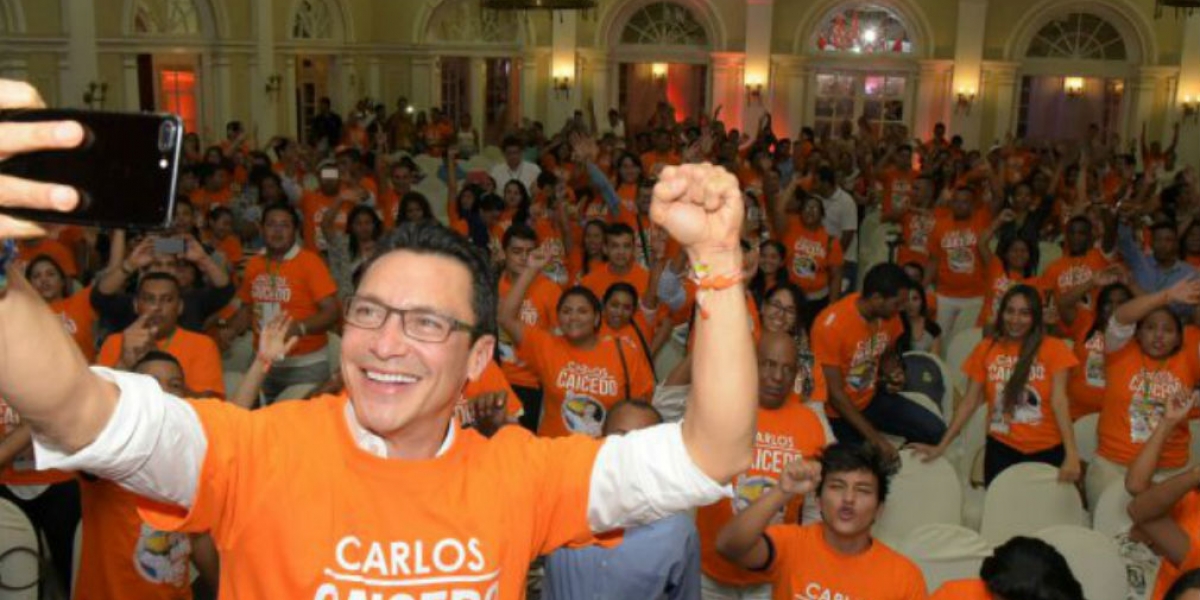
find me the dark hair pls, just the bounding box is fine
[398,192,435,224]
[133,350,183,373]
[997,236,1036,278]
[750,239,788,307]
[1087,282,1133,341]
[536,171,559,191]
[361,222,497,340]
[557,285,602,318]
[861,263,912,300]
[817,442,898,503]
[615,152,644,185]
[261,201,302,230]
[503,179,532,225]
[898,289,941,353]
[605,222,635,240]
[1166,569,1200,600]
[137,271,182,295]
[1151,220,1179,237]
[24,254,70,299]
[502,222,538,250]
[581,219,608,277]
[603,282,639,308]
[1135,306,1185,358]
[981,537,1085,600]
[603,400,663,434]
[990,285,1045,416]
[764,281,810,338]
[816,166,837,186]
[208,205,233,225]
[501,135,521,150]
[346,205,384,259]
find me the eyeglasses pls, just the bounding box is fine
[344,296,476,343]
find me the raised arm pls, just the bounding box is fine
[1126,391,1191,495]
[716,457,821,569]
[230,314,299,409]
[497,248,549,347]
[1128,465,1200,566]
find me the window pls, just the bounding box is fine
[160,69,197,134]
[292,0,334,39]
[814,72,908,139]
[133,0,200,35]
[427,0,518,44]
[620,2,707,46]
[440,57,469,124]
[485,58,517,144]
[1026,13,1126,60]
[814,4,911,54]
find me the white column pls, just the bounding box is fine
[469,56,487,139]
[743,0,774,132]
[1177,13,1200,169]
[283,55,298,139]
[367,57,382,104]
[770,55,803,138]
[520,49,541,123]
[60,0,99,108]
[710,53,745,134]
[582,50,609,119]
[950,0,988,147]
[915,60,952,140]
[982,62,1019,146]
[122,55,140,111]
[213,54,233,129]
[1131,67,1173,148]
[252,0,279,139]
[411,55,440,114]
[549,11,580,130]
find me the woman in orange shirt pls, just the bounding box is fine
[566,219,607,285]
[781,195,844,316]
[914,285,1080,485]
[600,283,659,377]
[1060,282,1132,419]
[495,180,532,238]
[611,152,644,220]
[748,240,789,309]
[499,248,655,437]
[977,214,1042,333]
[26,254,97,361]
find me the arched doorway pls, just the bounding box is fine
[287,0,352,142]
[125,0,221,137]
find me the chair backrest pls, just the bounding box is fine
[945,328,983,393]
[874,450,963,546]
[950,306,983,341]
[899,391,945,423]
[896,523,992,592]
[1037,242,1063,276]
[480,145,504,163]
[903,351,951,414]
[980,463,1086,546]
[949,407,988,485]
[1092,479,1133,538]
[0,497,40,600]
[1190,419,1200,466]
[1033,525,1128,600]
[1073,413,1099,463]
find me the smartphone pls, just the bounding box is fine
[153,237,186,255]
[0,108,183,230]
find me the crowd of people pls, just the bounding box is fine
[1,73,1200,599]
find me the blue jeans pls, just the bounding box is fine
[829,390,946,446]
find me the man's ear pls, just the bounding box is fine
[466,335,496,382]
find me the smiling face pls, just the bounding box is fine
[762,288,799,335]
[341,251,493,444]
[1000,292,1034,341]
[759,243,783,276]
[1138,308,1181,360]
[603,289,636,331]
[558,292,600,343]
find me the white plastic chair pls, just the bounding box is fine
[412,176,450,224]
[1073,413,1099,463]
[0,497,40,599]
[1091,480,1133,538]
[980,463,1086,546]
[896,523,992,592]
[1033,525,1128,600]
[1190,419,1200,467]
[903,351,954,415]
[480,145,504,163]
[945,328,983,393]
[899,391,946,424]
[1037,242,1063,277]
[874,450,963,546]
[950,304,983,341]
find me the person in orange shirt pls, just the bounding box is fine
[927,186,991,337]
[761,282,817,402]
[1060,281,1131,420]
[189,162,235,216]
[812,263,942,459]
[300,163,356,251]
[641,129,681,175]
[930,537,1086,600]
[581,223,650,300]
[915,285,1080,486]
[777,194,844,313]
[16,234,79,279]
[878,144,918,220]
[716,443,927,600]
[376,157,417,230]
[220,203,341,401]
[697,331,832,599]
[1043,216,1117,327]
[500,247,655,437]
[977,215,1044,332]
[1089,280,1200,507]
[894,179,938,268]
[26,254,97,361]
[496,223,563,431]
[95,273,226,397]
[566,218,608,285]
[206,206,243,275]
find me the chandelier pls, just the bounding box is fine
[480,0,598,10]
[1156,0,1200,17]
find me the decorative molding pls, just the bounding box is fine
[1003,0,1156,66]
[792,0,935,59]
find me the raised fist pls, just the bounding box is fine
[649,163,743,259]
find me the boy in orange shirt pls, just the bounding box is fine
[96,273,225,397]
[299,163,353,251]
[581,222,650,300]
[697,331,831,599]
[716,443,927,600]
[927,186,991,336]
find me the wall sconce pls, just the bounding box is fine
[1183,95,1199,123]
[651,63,668,83]
[553,72,572,99]
[955,87,976,114]
[1064,77,1085,99]
[83,81,107,109]
[265,74,282,95]
[745,75,765,105]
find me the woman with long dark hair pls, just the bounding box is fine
[1061,280,1131,419]
[914,285,1079,485]
[321,202,383,302]
[748,239,789,308]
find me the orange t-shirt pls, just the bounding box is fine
[781,224,844,297]
[213,234,244,273]
[96,328,226,397]
[299,191,351,251]
[762,523,927,600]
[580,263,651,302]
[811,294,903,415]
[237,248,339,357]
[977,262,1045,327]
[880,167,918,216]
[697,402,829,586]
[931,579,990,600]
[17,237,79,278]
[455,360,523,429]
[138,395,605,598]
[0,398,73,486]
[930,208,990,298]
[1043,248,1112,323]
[599,313,657,373]
[897,209,937,267]
[498,273,562,389]
[189,187,234,214]
[1064,313,1107,419]
[532,216,570,286]
[517,327,655,438]
[52,287,97,362]
[640,150,680,175]
[76,476,193,600]
[1097,342,1199,469]
[1152,490,1200,600]
[962,337,1077,453]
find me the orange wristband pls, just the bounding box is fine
[690,264,745,320]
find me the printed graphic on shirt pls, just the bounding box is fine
[498,300,541,367]
[733,430,804,519]
[133,524,191,588]
[250,273,290,330]
[317,535,500,599]
[1128,370,1187,443]
[542,237,568,285]
[986,356,1047,434]
[1084,335,1106,387]
[943,230,978,274]
[556,361,618,435]
[791,237,825,280]
[1056,265,1096,309]
[563,394,606,437]
[846,336,887,392]
[907,214,935,253]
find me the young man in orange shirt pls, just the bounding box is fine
[813,263,945,460]
[219,203,340,401]
[581,223,650,300]
[697,331,832,600]
[96,273,225,398]
[299,162,352,251]
[716,443,927,600]
[0,104,757,600]
[927,186,992,336]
